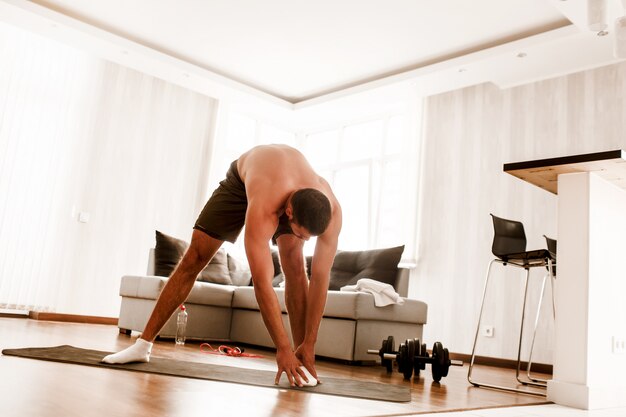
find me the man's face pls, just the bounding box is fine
[289,221,312,241]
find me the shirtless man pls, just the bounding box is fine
[102,144,342,387]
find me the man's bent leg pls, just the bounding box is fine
[140,230,223,341]
[102,230,223,364]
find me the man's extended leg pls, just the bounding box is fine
[102,230,223,363]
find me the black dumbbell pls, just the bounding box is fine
[372,335,396,373]
[368,337,463,382]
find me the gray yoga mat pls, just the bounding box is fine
[1,345,410,402]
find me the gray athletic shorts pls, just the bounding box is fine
[193,160,293,244]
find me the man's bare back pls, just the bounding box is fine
[238,144,338,221]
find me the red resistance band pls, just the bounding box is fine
[199,343,264,358]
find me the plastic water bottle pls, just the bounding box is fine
[175,305,188,345]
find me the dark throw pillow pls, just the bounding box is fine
[153,230,232,285]
[272,273,285,287]
[271,250,282,277]
[328,245,405,291]
[269,250,284,287]
[154,230,188,277]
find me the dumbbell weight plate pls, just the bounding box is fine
[431,342,445,382]
[420,342,428,370]
[404,339,416,380]
[412,339,421,378]
[397,342,407,374]
[382,336,395,373]
[442,348,450,377]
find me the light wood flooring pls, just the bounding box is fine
[0,317,550,417]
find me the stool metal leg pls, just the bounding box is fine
[526,258,556,384]
[514,269,546,388]
[468,259,496,387]
[550,258,556,319]
[468,259,546,396]
[514,268,531,386]
[525,273,548,385]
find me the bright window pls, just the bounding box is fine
[302,114,415,253]
[214,108,421,261]
[212,112,297,257]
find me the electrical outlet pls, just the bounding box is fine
[481,325,495,338]
[613,336,625,354]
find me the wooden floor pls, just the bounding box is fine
[0,317,550,417]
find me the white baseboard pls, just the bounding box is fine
[548,379,626,410]
[0,308,29,317]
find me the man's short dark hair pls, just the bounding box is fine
[291,188,332,236]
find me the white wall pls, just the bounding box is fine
[414,61,626,363]
[0,22,217,317]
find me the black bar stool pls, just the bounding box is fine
[467,214,556,396]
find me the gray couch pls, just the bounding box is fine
[117,245,428,362]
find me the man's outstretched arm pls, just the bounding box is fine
[244,206,309,387]
[295,210,341,378]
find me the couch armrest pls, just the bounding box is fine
[396,268,410,297]
[148,248,155,276]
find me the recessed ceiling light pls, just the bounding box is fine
[517,52,527,58]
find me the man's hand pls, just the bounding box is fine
[275,347,308,387]
[295,342,319,384]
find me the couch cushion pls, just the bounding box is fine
[120,275,235,307]
[230,286,426,324]
[120,275,165,299]
[355,295,427,324]
[317,291,426,324]
[232,286,287,313]
[329,245,404,290]
[197,248,231,285]
[322,291,360,318]
[227,253,252,286]
[186,280,235,306]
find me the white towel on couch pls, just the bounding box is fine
[340,278,405,307]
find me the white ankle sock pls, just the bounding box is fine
[299,366,318,387]
[101,338,153,364]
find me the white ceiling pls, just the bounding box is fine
[24,0,570,102]
[0,0,623,108]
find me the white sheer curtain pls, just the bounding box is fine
[0,22,97,312]
[0,22,217,316]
